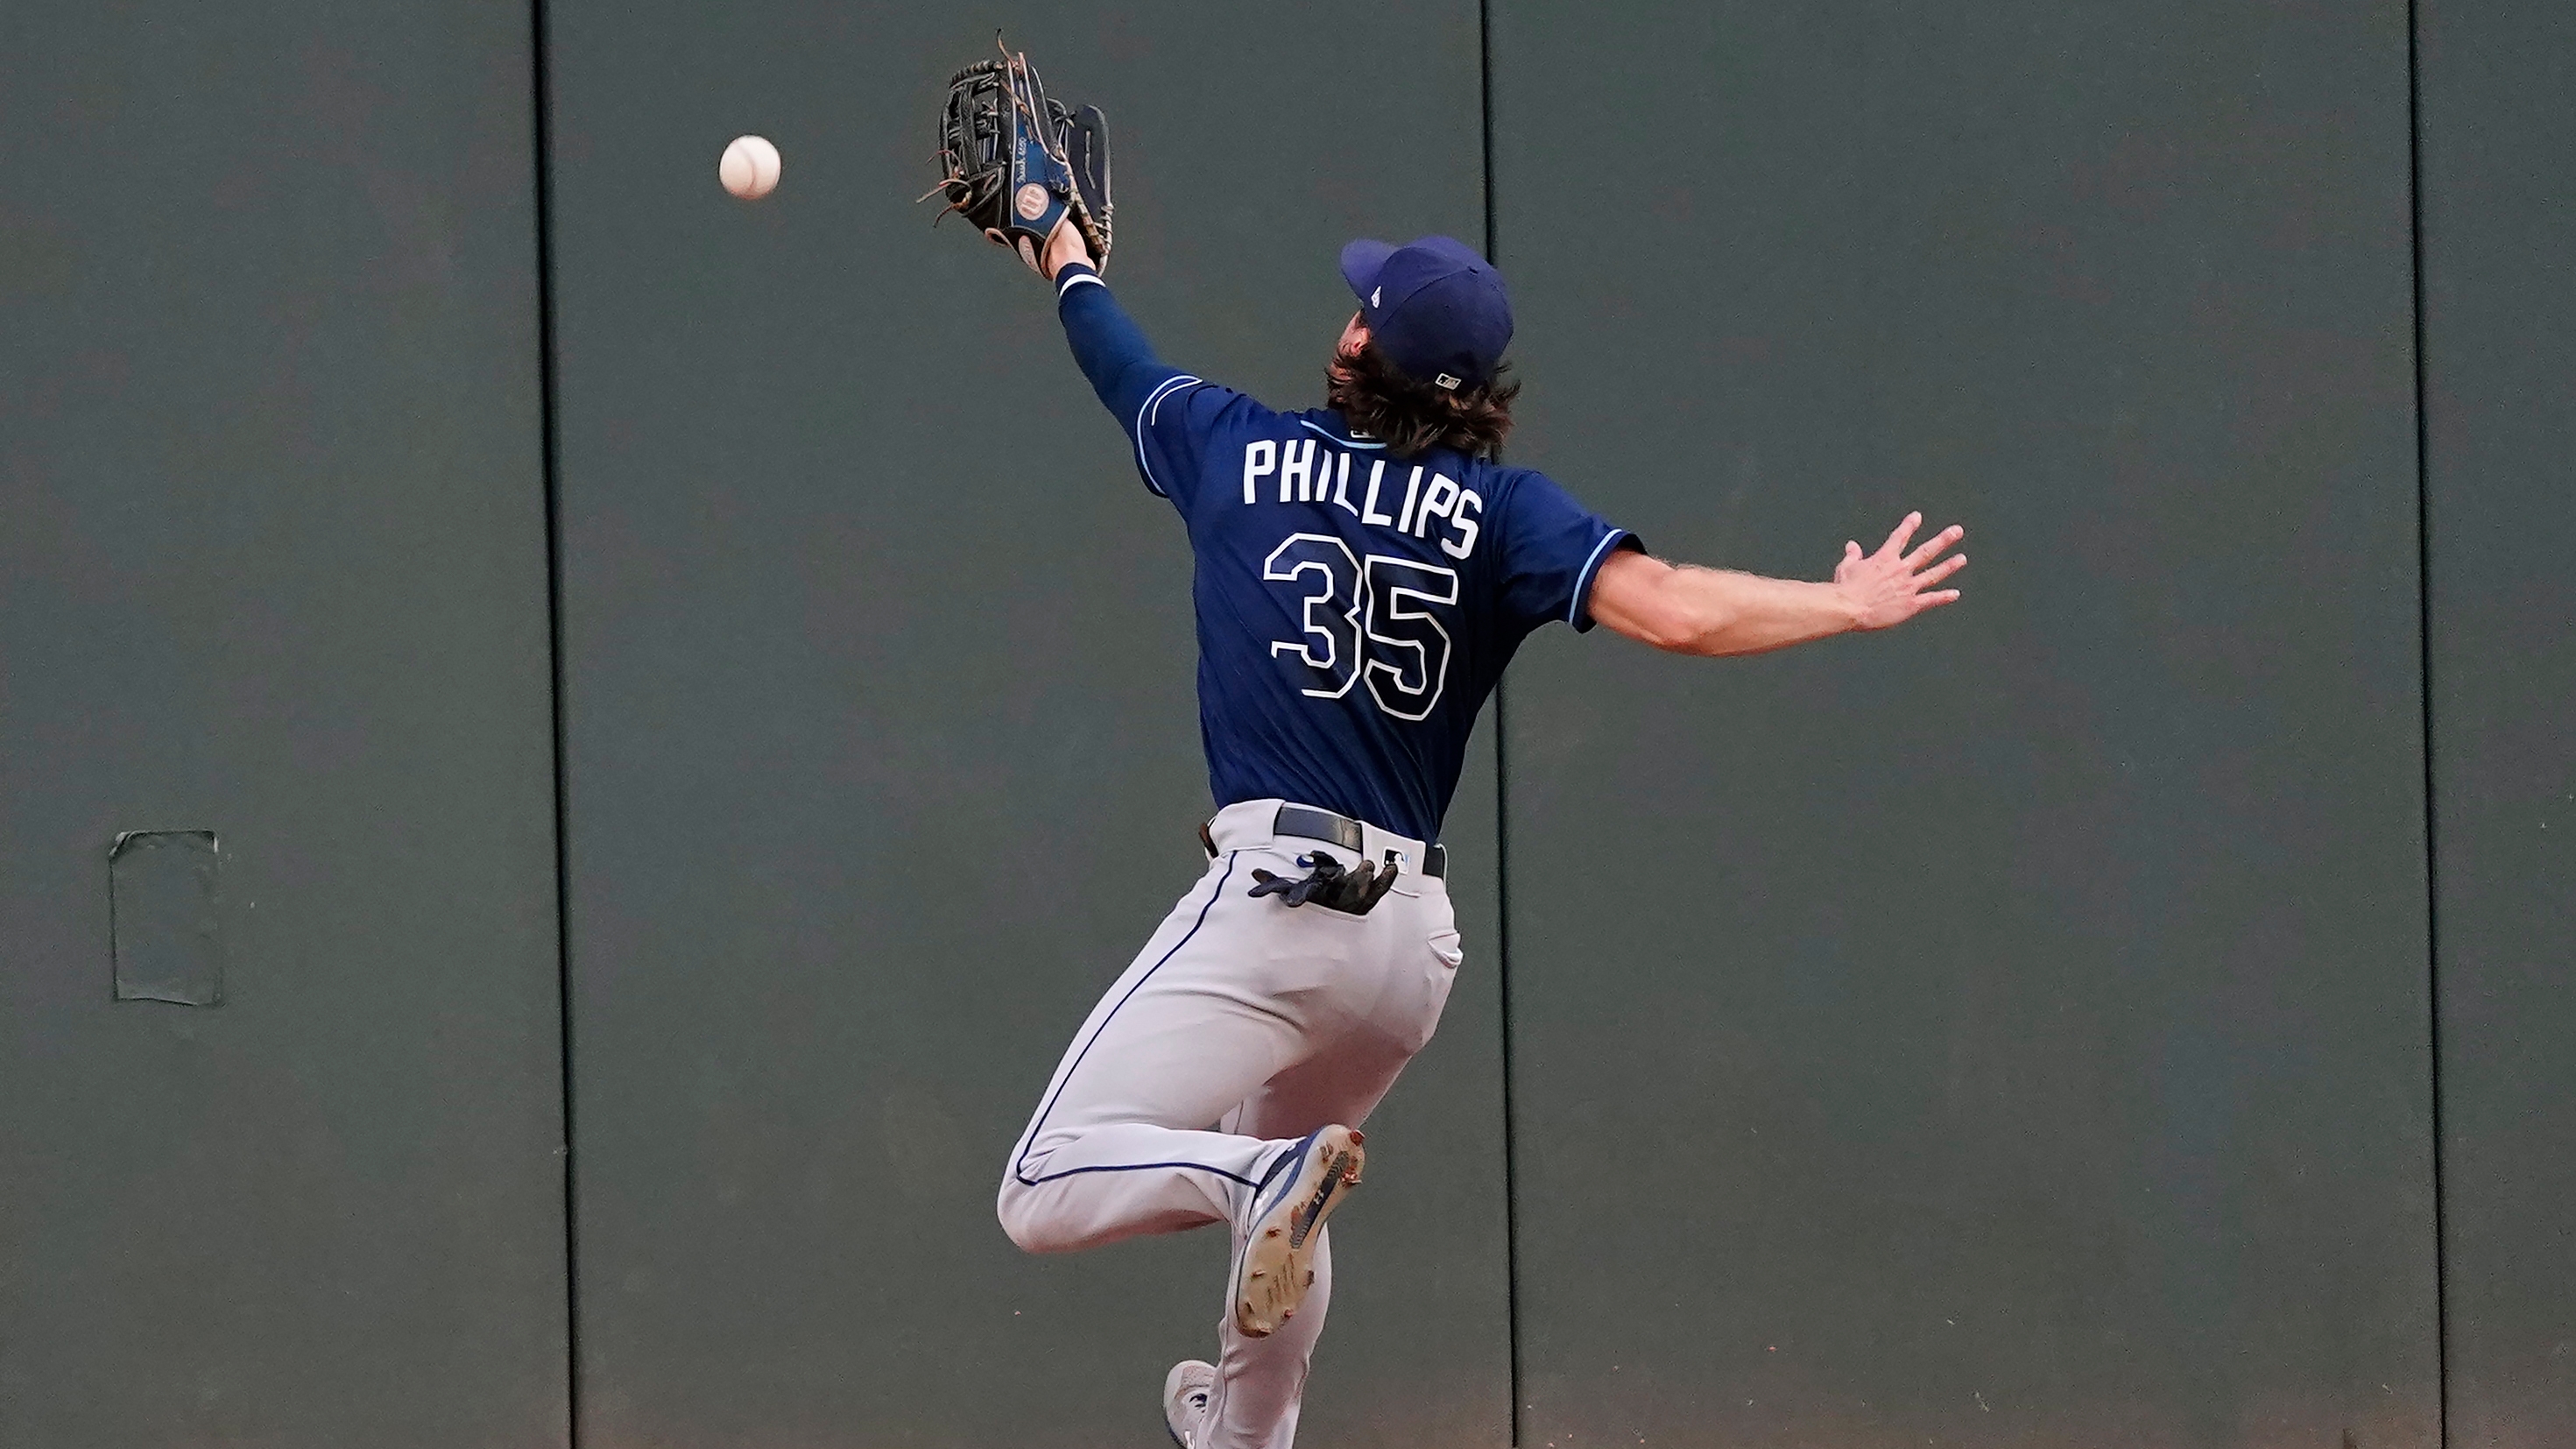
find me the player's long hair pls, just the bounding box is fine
[1324,342,1520,462]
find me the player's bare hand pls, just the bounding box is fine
[1833,512,1965,630]
[1041,215,1091,281]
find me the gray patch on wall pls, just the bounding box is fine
[109,830,222,1006]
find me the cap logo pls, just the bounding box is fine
[1370,286,1381,307]
[1435,372,1462,390]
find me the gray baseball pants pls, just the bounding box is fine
[997,797,1463,1449]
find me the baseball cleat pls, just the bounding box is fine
[1232,1124,1365,1338]
[1162,1359,1217,1448]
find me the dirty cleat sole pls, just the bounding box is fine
[1232,1124,1365,1338]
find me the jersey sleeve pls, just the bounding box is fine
[1055,265,1254,509]
[1489,467,1640,634]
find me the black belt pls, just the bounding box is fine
[1202,804,1446,880]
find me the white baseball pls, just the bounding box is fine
[719,135,781,200]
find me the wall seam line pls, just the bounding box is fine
[529,0,583,1440]
[2404,0,2449,1442]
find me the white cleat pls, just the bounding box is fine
[1163,1359,1217,1448]
[1232,1124,1366,1338]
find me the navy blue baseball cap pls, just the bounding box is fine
[1337,235,1514,391]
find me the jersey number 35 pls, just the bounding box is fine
[1263,533,1457,722]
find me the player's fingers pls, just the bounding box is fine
[1914,554,1966,587]
[1880,512,1922,559]
[1902,524,1964,569]
[1914,588,1963,611]
[1844,541,1864,568]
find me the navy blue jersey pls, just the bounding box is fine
[1055,265,1635,843]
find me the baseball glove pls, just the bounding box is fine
[928,41,1112,276]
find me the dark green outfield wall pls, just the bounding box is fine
[3,3,2570,1446]
[2417,1,2576,1444]
[1486,0,2439,1444]
[0,4,566,1446]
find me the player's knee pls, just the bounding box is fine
[994,1173,1064,1255]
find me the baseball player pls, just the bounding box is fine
[995,216,1964,1449]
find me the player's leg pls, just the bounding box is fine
[1203,1230,1331,1449]
[1194,1027,1425,1449]
[996,852,1320,1253]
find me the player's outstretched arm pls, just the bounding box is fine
[1589,512,1965,657]
[1041,216,1189,435]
